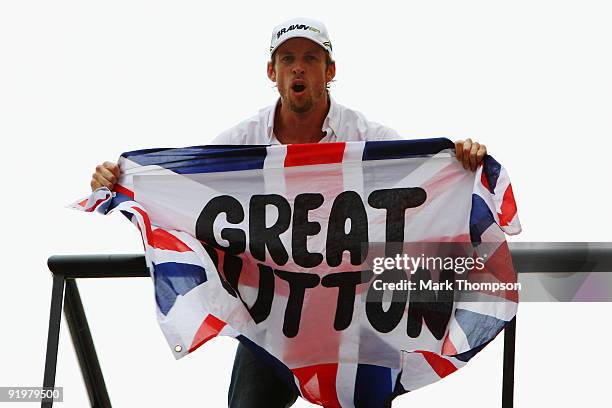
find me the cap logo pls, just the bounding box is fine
[276,24,320,39]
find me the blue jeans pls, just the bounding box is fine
[228,343,397,407]
[228,343,299,408]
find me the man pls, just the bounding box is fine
[90,17,487,408]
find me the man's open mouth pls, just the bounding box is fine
[291,82,306,93]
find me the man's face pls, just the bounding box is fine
[267,37,336,113]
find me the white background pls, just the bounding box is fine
[1,1,611,407]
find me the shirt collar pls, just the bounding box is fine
[266,93,340,144]
[325,94,340,137]
[266,99,279,143]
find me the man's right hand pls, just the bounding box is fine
[90,161,120,191]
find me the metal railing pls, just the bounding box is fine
[41,243,612,408]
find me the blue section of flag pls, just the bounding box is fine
[119,210,134,221]
[454,308,507,349]
[453,341,489,363]
[94,199,112,214]
[121,145,268,174]
[362,138,454,161]
[469,194,495,244]
[108,191,132,212]
[153,262,207,315]
[482,155,501,193]
[354,364,393,407]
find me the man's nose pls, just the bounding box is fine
[291,64,305,75]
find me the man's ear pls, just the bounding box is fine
[267,61,276,82]
[326,61,336,83]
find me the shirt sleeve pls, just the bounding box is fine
[209,114,264,145]
[362,123,403,141]
[378,126,403,141]
[210,129,238,145]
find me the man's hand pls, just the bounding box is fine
[90,161,120,191]
[455,138,487,171]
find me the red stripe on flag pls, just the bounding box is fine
[468,241,518,302]
[442,335,458,355]
[85,197,108,212]
[132,206,153,242]
[149,229,193,252]
[114,183,134,199]
[188,314,227,353]
[416,350,458,378]
[497,184,517,226]
[481,169,490,192]
[292,364,341,408]
[284,143,345,167]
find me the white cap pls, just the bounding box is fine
[270,17,333,57]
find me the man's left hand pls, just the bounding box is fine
[455,138,487,171]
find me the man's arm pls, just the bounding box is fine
[88,137,487,191]
[379,128,487,172]
[89,128,238,191]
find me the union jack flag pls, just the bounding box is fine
[71,138,520,407]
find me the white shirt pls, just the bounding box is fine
[211,95,400,144]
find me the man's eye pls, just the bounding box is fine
[305,56,317,62]
[281,56,293,63]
